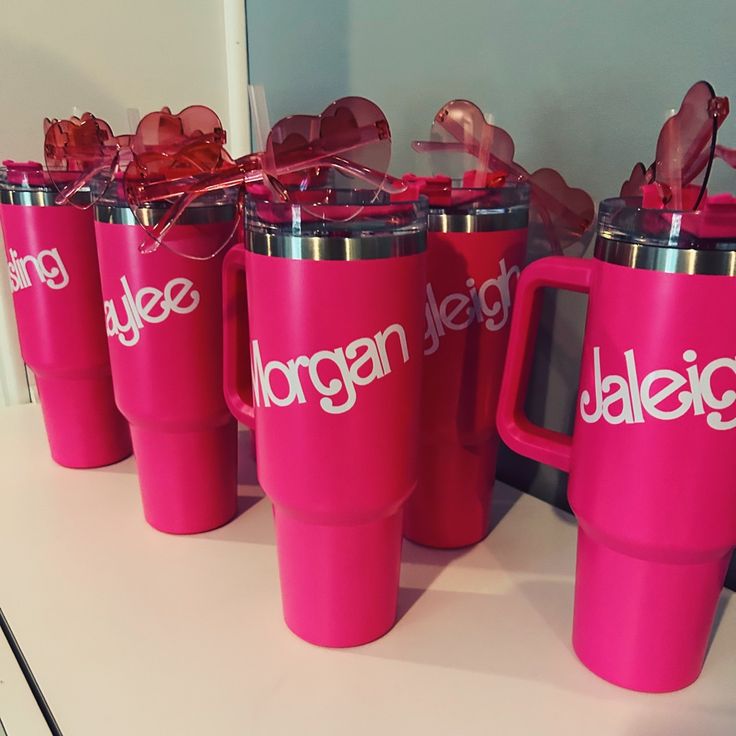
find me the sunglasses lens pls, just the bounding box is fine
[620,163,649,198]
[320,96,391,189]
[654,81,720,208]
[429,99,516,179]
[132,106,224,154]
[264,114,327,192]
[43,116,117,208]
[124,141,239,259]
[426,121,478,179]
[179,105,225,139]
[43,120,67,172]
[264,97,392,221]
[528,168,595,251]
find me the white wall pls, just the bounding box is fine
[0,0,249,161]
[0,0,248,406]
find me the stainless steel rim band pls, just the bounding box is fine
[428,209,529,233]
[595,237,736,276]
[93,204,236,226]
[0,188,64,207]
[246,230,426,260]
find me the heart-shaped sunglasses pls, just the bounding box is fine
[123,96,403,259]
[43,106,225,209]
[412,99,595,253]
[620,81,730,210]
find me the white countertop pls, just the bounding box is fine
[0,615,49,736]
[0,404,734,736]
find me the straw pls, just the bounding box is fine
[248,85,271,152]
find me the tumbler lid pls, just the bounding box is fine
[92,179,236,227]
[0,160,83,207]
[245,187,427,261]
[403,174,530,233]
[595,195,736,275]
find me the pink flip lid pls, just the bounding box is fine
[1,160,52,188]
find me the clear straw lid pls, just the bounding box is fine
[401,174,529,232]
[245,186,427,260]
[598,194,736,251]
[0,160,80,206]
[92,176,237,225]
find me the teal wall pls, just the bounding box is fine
[247,0,735,201]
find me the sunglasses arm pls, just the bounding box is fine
[138,188,203,252]
[411,139,466,154]
[715,144,736,168]
[327,155,406,194]
[128,154,262,204]
[130,118,395,206]
[412,139,528,183]
[54,159,117,205]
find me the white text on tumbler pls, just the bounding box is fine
[251,323,410,415]
[424,257,519,356]
[7,247,69,293]
[580,346,736,430]
[104,275,200,348]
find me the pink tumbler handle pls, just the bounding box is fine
[222,247,255,428]
[497,255,594,473]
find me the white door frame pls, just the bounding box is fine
[0,245,29,407]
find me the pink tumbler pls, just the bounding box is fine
[0,162,131,467]
[223,190,427,646]
[403,180,529,548]
[93,187,238,533]
[497,195,736,692]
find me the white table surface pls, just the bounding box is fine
[0,403,734,736]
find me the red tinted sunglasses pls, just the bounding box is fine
[43,106,225,208]
[123,96,403,258]
[412,99,595,253]
[620,81,730,210]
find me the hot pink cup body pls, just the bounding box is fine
[498,247,736,692]
[0,199,130,467]
[94,213,237,534]
[405,226,527,548]
[223,233,426,647]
